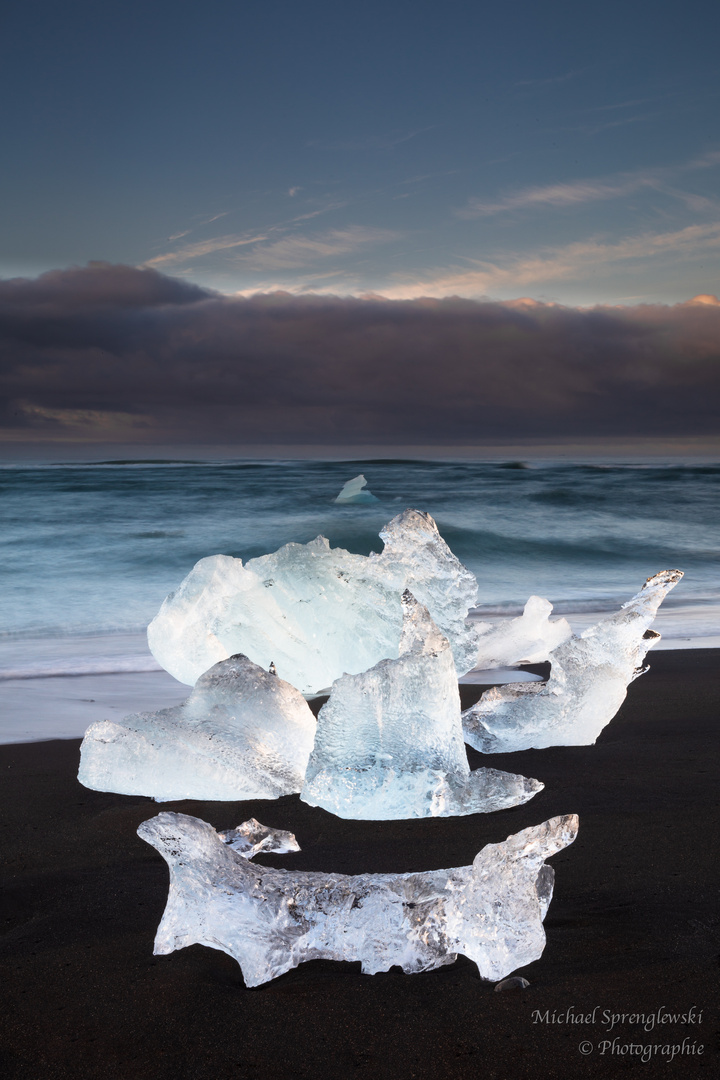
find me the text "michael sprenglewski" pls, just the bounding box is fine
[531,1006,703,1032]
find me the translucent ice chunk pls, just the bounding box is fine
[471,596,571,669]
[218,819,300,858]
[462,570,683,752]
[78,654,316,801]
[334,474,378,503]
[147,509,481,693]
[377,511,480,675]
[138,811,578,987]
[300,591,543,819]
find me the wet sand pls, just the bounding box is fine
[1,649,718,1078]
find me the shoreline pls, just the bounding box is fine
[1,648,718,1078]
[2,642,718,746]
[2,622,718,745]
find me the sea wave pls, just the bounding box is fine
[0,656,162,681]
[0,458,717,638]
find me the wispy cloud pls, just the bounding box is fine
[660,187,718,213]
[146,221,398,277]
[144,233,268,268]
[238,226,398,271]
[460,151,720,218]
[574,112,657,136]
[164,211,230,242]
[460,174,659,218]
[378,221,720,298]
[201,211,230,225]
[15,402,153,433]
[288,200,349,223]
[397,170,461,187]
[162,211,232,245]
[589,95,667,113]
[686,149,720,170]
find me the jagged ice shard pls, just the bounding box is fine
[218,819,301,859]
[301,592,543,819]
[138,811,579,988]
[471,596,571,670]
[147,510,481,694]
[78,655,316,801]
[462,570,683,752]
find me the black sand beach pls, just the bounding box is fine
[1,649,718,1079]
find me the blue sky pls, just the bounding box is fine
[2,0,719,305]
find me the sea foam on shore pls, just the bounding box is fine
[2,597,718,744]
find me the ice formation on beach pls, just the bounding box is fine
[218,819,300,858]
[334,474,378,503]
[301,591,543,818]
[147,509,481,694]
[78,655,316,801]
[462,570,683,752]
[138,811,579,987]
[472,596,571,670]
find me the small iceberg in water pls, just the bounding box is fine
[334,474,378,504]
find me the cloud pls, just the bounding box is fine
[460,175,659,218]
[379,221,720,298]
[0,261,210,311]
[687,150,720,170]
[238,227,398,271]
[565,112,657,136]
[590,95,665,113]
[286,201,349,224]
[460,151,720,218]
[162,212,232,247]
[144,216,385,274]
[200,211,230,225]
[1,263,719,447]
[145,233,268,268]
[685,293,720,306]
[12,401,154,437]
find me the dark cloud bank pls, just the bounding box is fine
[1,263,718,448]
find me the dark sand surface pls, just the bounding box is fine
[1,649,718,1079]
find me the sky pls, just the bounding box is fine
[1,0,719,453]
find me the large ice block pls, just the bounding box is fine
[147,509,481,694]
[78,654,316,801]
[462,570,683,752]
[301,591,543,818]
[138,811,579,987]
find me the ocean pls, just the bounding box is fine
[1,457,718,741]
